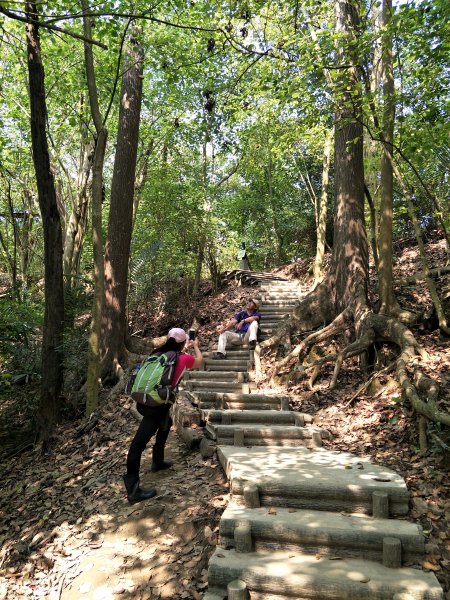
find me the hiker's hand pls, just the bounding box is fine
[236,321,245,330]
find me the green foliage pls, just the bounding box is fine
[128,240,164,306]
[62,326,89,393]
[0,0,448,395]
[64,279,93,325]
[0,293,43,385]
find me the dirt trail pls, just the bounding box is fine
[0,395,228,600]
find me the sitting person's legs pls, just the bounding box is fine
[216,331,243,358]
[244,320,259,349]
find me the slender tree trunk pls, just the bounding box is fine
[82,1,107,414]
[102,29,144,382]
[267,147,284,263]
[364,0,382,267]
[0,173,18,289]
[86,129,107,415]
[26,2,64,439]
[63,133,94,286]
[314,129,333,281]
[194,123,211,295]
[378,0,398,315]
[20,190,36,286]
[364,184,380,269]
[333,0,368,313]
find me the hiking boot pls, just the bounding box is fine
[212,352,226,360]
[123,474,157,504]
[151,460,173,472]
[248,340,257,350]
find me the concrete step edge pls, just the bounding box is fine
[218,502,424,564]
[207,548,443,599]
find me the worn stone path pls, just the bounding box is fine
[176,275,444,599]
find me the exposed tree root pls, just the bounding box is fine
[125,332,167,356]
[276,308,352,370]
[396,265,450,286]
[268,286,449,429]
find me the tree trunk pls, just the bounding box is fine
[267,147,284,264]
[82,1,107,415]
[314,129,333,281]
[20,189,36,287]
[333,0,368,313]
[86,128,107,416]
[26,2,64,440]
[364,0,382,269]
[378,0,397,315]
[63,130,94,286]
[194,122,212,296]
[102,29,144,383]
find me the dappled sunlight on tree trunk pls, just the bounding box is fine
[102,27,144,384]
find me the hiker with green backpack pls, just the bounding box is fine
[123,328,203,503]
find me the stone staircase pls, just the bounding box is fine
[175,274,443,600]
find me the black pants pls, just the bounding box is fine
[126,403,172,479]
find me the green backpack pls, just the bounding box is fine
[130,351,179,406]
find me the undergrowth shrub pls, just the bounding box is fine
[0,292,43,387]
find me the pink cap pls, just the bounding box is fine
[168,327,187,342]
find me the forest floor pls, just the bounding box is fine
[0,235,449,599]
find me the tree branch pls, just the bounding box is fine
[0,5,107,49]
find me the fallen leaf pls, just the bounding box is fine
[422,560,441,572]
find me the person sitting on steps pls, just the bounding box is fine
[213,298,261,359]
[123,328,203,504]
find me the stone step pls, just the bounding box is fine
[184,371,247,382]
[260,292,299,297]
[260,316,284,321]
[259,283,298,289]
[206,423,328,447]
[256,286,304,294]
[207,548,443,600]
[181,381,252,393]
[259,326,278,334]
[201,409,312,426]
[218,446,409,516]
[199,399,286,411]
[260,308,294,315]
[203,350,251,359]
[204,360,250,371]
[188,391,290,411]
[259,291,300,297]
[260,300,298,306]
[260,316,287,322]
[218,502,425,565]
[258,327,283,335]
[261,303,294,308]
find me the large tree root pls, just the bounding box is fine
[296,310,449,427]
[275,308,352,370]
[263,276,448,428]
